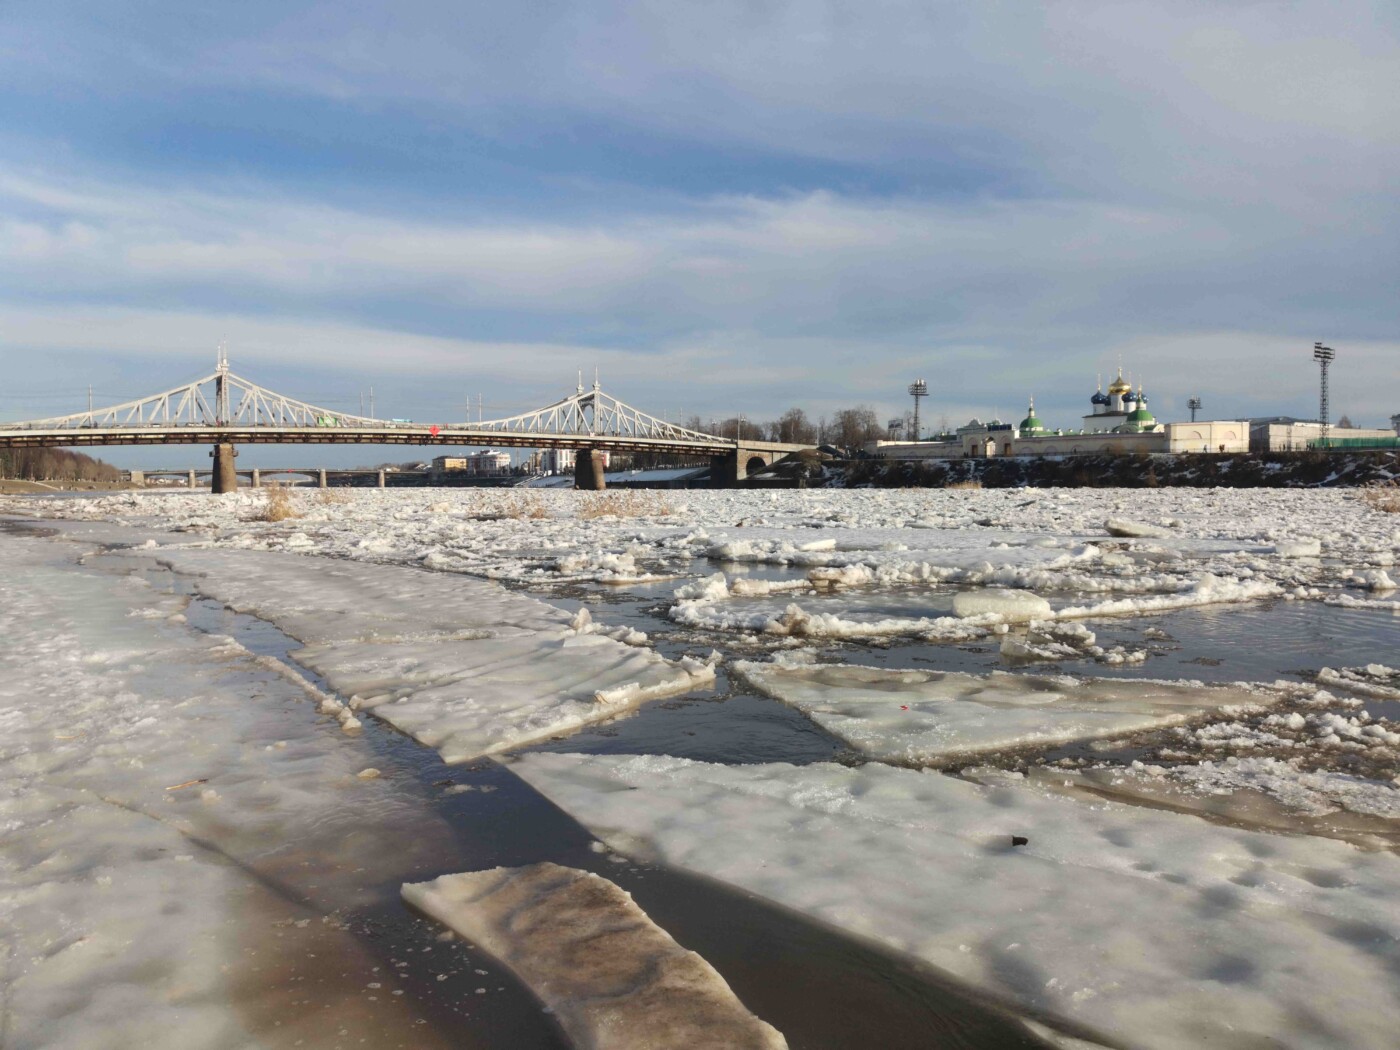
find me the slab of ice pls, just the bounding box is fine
[125,546,712,762]
[1104,518,1173,538]
[734,662,1295,764]
[952,587,1053,622]
[511,752,1400,1050]
[403,863,787,1050]
[1272,538,1322,558]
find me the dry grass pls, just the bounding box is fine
[944,480,984,490]
[316,488,353,506]
[252,485,302,522]
[576,491,673,519]
[1360,481,1400,513]
[468,492,552,520]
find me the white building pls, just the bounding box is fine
[1249,417,1400,452]
[869,368,1248,460]
[539,448,609,474]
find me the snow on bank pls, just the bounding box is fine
[511,752,1400,1050]
[733,661,1298,765]
[403,863,787,1050]
[0,534,458,1048]
[124,546,713,762]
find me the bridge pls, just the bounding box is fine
[0,352,810,491]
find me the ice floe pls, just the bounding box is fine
[511,752,1400,1050]
[403,863,787,1049]
[733,661,1300,764]
[123,546,713,762]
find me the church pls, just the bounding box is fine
[871,367,1248,461]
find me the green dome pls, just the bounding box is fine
[1018,398,1045,433]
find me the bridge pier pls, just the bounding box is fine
[211,444,238,493]
[574,448,607,490]
[318,468,327,490]
[127,470,145,487]
[250,468,261,488]
[377,469,386,489]
[186,469,197,489]
[710,447,777,488]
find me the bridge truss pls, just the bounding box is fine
[0,357,799,457]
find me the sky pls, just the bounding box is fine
[1,1,1397,468]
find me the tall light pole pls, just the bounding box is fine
[1188,396,1202,423]
[1313,342,1335,445]
[908,379,928,442]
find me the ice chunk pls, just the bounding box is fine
[952,588,1053,623]
[512,753,1400,1050]
[734,662,1294,764]
[402,864,787,1050]
[1271,538,1321,558]
[1104,518,1172,538]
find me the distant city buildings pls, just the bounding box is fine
[431,450,513,475]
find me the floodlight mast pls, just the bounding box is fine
[1313,342,1335,444]
[1188,396,1202,423]
[908,379,928,442]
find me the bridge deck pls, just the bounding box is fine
[0,425,809,456]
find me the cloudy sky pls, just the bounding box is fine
[2,1,1397,465]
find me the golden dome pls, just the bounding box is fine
[1107,368,1132,396]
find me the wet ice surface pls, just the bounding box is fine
[403,863,788,1050]
[4,486,1400,1049]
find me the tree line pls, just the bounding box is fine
[0,447,122,482]
[680,405,888,447]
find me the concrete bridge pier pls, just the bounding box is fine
[127,470,145,487]
[377,469,386,489]
[250,468,261,488]
[710,447,777,488]
[318,468,328,490]
[574,448,607,490]
[187,470,197,489]
[211,444,238,493]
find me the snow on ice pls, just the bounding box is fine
[512,751,1400,1050]
[121,546,713,762]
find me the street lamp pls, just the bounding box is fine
[1313,342,1335,445]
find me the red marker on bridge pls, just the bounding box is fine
[430,425,440,437]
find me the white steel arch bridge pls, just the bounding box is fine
[0,354,809,489]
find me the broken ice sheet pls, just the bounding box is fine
[402,863,787,1050]
[734,661,1300,765]
[122,546,712,763]
[511,752,1400,1050]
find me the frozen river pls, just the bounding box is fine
[2,486,1398,1049]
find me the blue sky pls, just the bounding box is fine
[2,1,1397,467]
